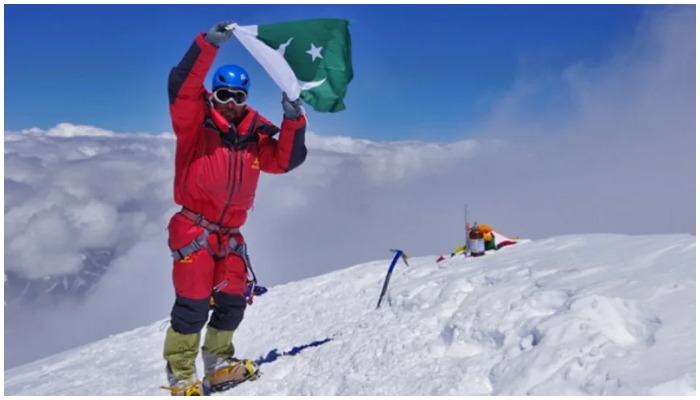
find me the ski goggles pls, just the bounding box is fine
[213,88,248,105]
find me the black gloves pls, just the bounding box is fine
[282,92,303,120]
[205,21,234,47]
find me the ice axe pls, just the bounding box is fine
[376,249,410,309]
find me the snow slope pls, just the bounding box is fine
[4,234,695,395]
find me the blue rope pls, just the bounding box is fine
[255,337,333,365]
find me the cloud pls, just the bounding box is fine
[5,130,174,279]
[3,6,694,368]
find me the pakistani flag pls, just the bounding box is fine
[232,19,353,112]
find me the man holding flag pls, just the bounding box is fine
[163,17,352,395]
[161,19,314,396]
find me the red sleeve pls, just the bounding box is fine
[258,115,308,174]
[168,33,218,142]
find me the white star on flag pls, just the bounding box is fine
[306,43,324,62]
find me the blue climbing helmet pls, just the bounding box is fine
[211,64,250,92]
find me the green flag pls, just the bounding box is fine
[233,19,353,112]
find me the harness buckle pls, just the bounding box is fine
[194,214,204,226]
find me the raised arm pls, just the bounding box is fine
[258,93,307,173]
[168,22,233,141]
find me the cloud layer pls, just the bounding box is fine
[4,6,694,368]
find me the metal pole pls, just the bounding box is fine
[376,249,405,309]
[464,204,469,251]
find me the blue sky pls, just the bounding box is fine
[5,4,668,141]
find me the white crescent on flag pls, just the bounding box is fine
[275,36,326,93]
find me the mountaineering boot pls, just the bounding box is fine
[201,326,260,393]
[202,355,260,393]
[162,328,203,395]
[161,362,204,395]
[160,372,204,396]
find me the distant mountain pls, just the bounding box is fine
[5,247,115,308]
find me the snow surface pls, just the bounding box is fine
[4,234,695,396]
